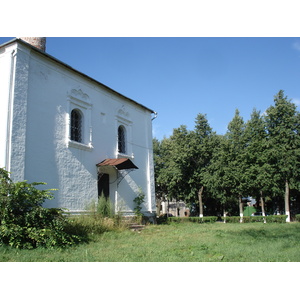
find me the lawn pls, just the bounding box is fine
[1,222,300,262]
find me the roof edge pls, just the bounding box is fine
[0,38,156,114]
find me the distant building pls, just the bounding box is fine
[0,38,156,218]
[160,200,190,217]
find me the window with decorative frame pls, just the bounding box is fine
[67,88,93,151]
[115,105,133,158]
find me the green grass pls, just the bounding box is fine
[1,222,300,262]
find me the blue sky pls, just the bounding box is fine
[1,37,300,140]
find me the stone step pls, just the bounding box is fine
[128,223,145,231]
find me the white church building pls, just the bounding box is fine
[0,37,156,217]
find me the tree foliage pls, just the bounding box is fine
[153,90,300,220]
[153,115,218,216]
[264,90,300,221]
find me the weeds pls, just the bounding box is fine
[67,195,128,243]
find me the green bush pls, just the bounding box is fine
[0,168,83,249]
[243,216,265,223]
[168,216,218,224]
[221,216,241,223]
[168,217,186,223]
[265,215,287,223]
[199,216,218,223]
[295,214,300,222]
[221,215,287,223]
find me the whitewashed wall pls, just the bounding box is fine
[0,40,156,216]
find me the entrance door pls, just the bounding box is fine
[98,173,109,199]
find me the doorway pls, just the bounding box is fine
[98,173,109,199]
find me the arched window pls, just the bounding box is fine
[71,109,83,142]
[118,125,126,154]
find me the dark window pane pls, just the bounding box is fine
[71,109,82,142]
[118,125,126,153]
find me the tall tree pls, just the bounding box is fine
[244,109,271,221]
[224,109,247,222]
[189,114,217,217]
[167,125,193,201]
[265,90,300,222]
[153,135,178,215]
[154,126,193,203]
[205,134,234,218]
[153,115,217,217]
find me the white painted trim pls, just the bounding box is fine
[68,140,93,151]
[5,49,17,172]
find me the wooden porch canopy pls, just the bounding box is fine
[96,158,138,170]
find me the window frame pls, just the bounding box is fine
[115,105,133,158]
[67,88,93,151]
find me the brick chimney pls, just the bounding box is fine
[19,37,46,52]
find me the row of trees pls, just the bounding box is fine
[153,91,300,222]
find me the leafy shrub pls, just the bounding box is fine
[295,214,300,222]
[0,168,83,249]
[221,215,287,223]
[221,216,241,223]
[168,217,189,223]
[199,216,218,223]
[243,216,265,223]
[265,215,287,223]
[167,216,218,224]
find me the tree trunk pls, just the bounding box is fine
[260,190,266,224]
[223,208,227,223]
[198,186,204,218]
[167,199,169,216]
[156,197,162,216]
[285,180,290,222]
[239,195,243,223]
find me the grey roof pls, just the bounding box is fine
[0,38,156,114]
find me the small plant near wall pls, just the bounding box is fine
[133,188,145,222]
